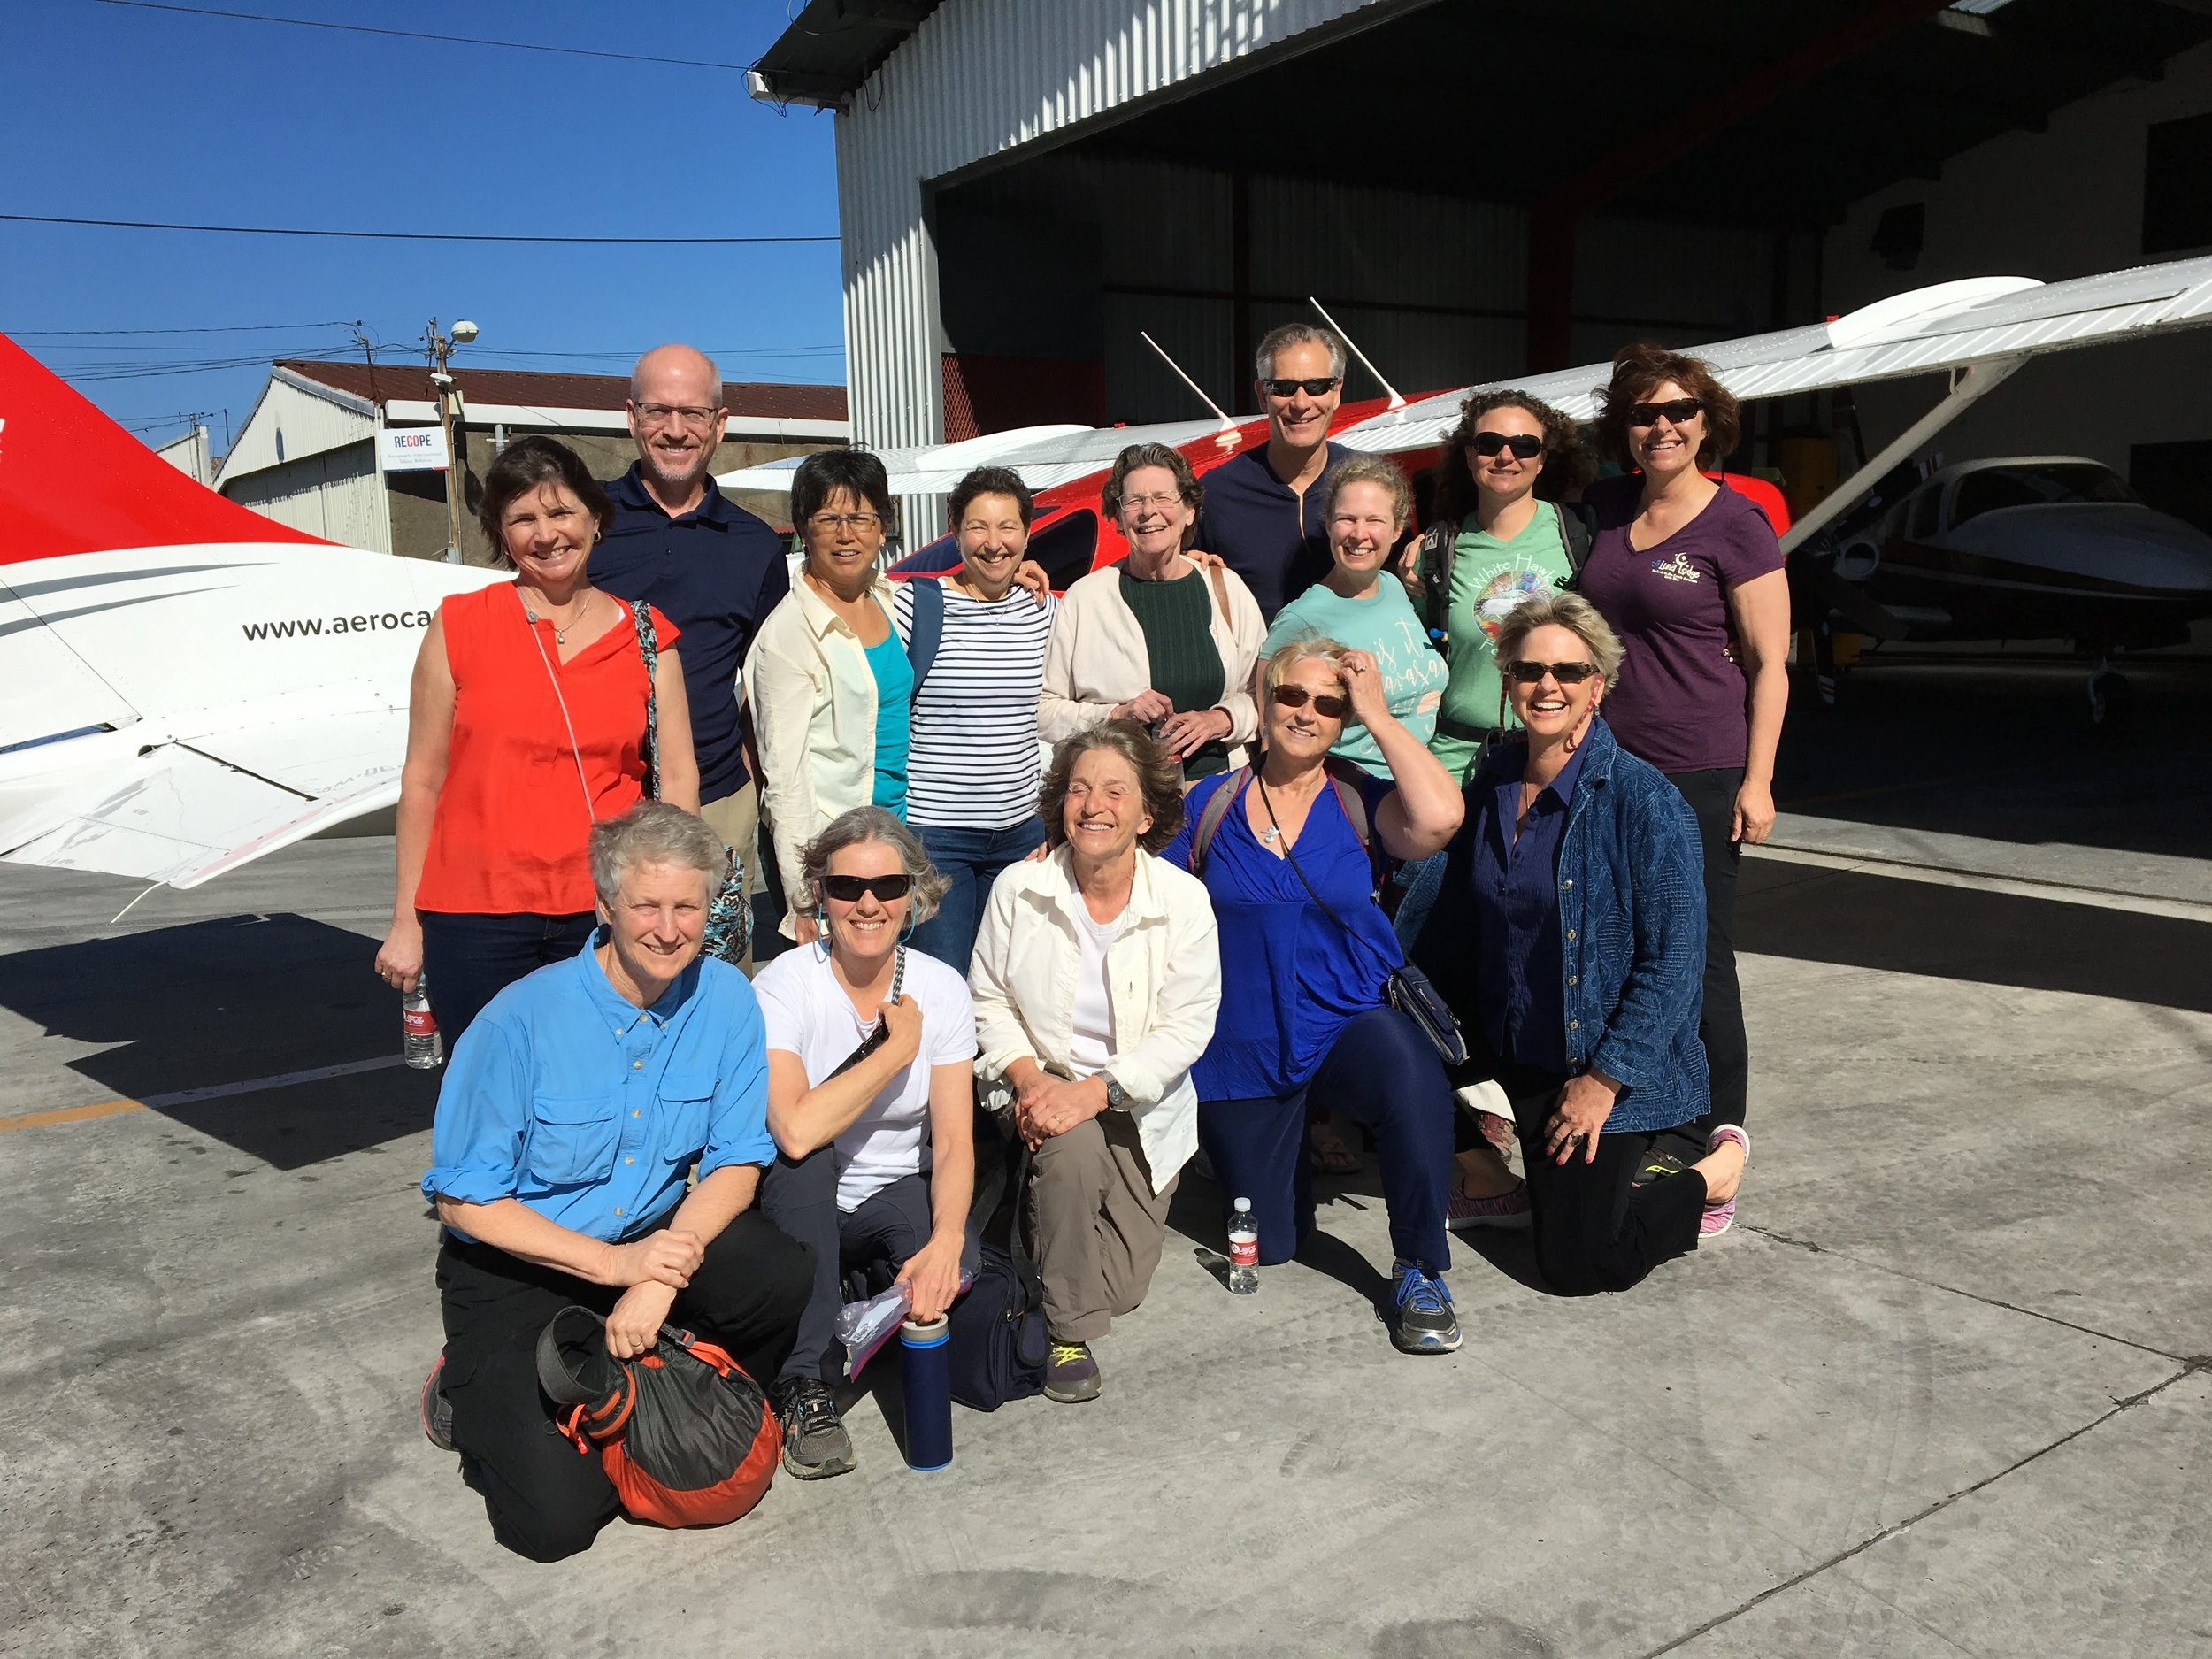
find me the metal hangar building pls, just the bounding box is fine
[751,0,2212,526]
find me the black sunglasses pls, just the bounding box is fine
[1505,659,1599,686]
[1472,432,1545,459]
[1262,376,1340,398]
[1271,683,1351,719]
[821,873,912,903]
[1626,398,1702,428]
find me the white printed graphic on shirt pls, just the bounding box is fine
[1650,551,1702,585]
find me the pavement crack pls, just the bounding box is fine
[1737,1223,2189,1363]
[1638,1364,2194,1658]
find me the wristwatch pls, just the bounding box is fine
[1100,1071,1128,1111]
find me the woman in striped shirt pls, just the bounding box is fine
[899,466,1058,972]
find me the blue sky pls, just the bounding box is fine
[0,1,843,450]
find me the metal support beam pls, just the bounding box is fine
[1780,357,2024,556]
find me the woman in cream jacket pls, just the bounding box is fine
[969,722,1221,1403]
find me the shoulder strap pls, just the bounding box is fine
[1558,500,1594,577]
[1322,756,1387,895]
[903,575,944,688]
[1417,521,1454,647]
[1185,767,1249,877]
[630,599,662,802]
[1203,558,1232,626]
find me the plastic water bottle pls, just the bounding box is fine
[402,978,443,1070]
[1226,1197,1258,1295]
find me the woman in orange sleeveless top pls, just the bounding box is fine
[373,437,699,1045]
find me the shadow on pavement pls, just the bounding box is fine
[1740,861,2212,1013]
[0,910,434,1167]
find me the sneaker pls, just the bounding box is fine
[1446,1178,1532,1232]
[419,1354,455,1452]
[1632,1151,1686,1188]
[772,1378,856,1479]
[1389,1261,1462,1354]
[1701,1125,1750,1238]
[1043,1340,1102,1403]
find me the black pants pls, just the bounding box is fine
[419,910,596,1050]
[1663,766,1747,1133]
[1476,1050,1706,1295]
[760,1148,979,1385]
[435,1210,812,1563]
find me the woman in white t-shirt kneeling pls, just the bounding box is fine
[755,806,978,1481]
[970,723,1222,1405]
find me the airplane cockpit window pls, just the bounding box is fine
[1952,464,2138,526]
[1028,509,1100,591]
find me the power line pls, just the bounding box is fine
[0,212,837,246]
[88,0,752,71]
[8,319,363,336]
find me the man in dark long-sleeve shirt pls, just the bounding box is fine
[1193,323,1350,621]
[590,345,791,964]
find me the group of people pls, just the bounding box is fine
[385,325,1787,1561]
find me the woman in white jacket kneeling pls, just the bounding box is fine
[970,721,1222,1404]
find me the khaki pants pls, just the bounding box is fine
[1027,1109,1177,1344]
[696,780,760,975]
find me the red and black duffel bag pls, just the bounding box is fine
[534,1305,781,1529]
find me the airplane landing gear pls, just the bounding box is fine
[2087,657,2133,733]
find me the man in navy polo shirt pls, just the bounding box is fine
[592,344,791,964]
[1193,323,1353,622]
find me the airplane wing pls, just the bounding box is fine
[725,254,2212,496]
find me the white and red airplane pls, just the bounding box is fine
[7,253,2212,891]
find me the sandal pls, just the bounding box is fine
[1308,1121,1363,1176]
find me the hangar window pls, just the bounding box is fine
[2143,111,2212,255]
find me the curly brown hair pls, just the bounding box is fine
[1037,722,1187,855]
[1593,343,1740,472]
[1099,442,1203,524]
[1428,390,1593,527]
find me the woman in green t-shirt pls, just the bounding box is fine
[1404,391,1594,785]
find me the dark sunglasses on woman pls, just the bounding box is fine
[1625,397,1702,428]
[1504,659,1599,686]
[1271,683,1351,718]
[1471,432,1545,459]
[821,872,912,902]
[1262,376,1340,398]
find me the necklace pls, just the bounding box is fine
[526,589,595,645]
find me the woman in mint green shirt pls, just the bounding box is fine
[1406,391,1594,784]
[1261,456,1445,778]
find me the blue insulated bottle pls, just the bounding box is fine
[899,1314,953,1471]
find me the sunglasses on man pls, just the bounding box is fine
[1626,398,1703,428]
[1504,659,1599,686]
[821,873,912,903]
[1262,377,1340,398]
[1471,432,1545,459]
[1271,683,1351,719]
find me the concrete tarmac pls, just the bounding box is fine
[4,660,2208,1657]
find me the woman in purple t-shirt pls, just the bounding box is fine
[1575,345,1787,1237]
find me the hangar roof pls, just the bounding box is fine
[275,361,849,424]
[749,0,944,108]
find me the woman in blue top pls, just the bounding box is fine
[1163,637,1464,1352]
[1411,593,1740,1295]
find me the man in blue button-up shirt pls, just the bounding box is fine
[419,802,811,1562]
[590,344,793,965]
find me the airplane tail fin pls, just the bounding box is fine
[0,333,327,566]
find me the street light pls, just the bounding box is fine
[424,317,479,563]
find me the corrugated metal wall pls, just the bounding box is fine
[223,442,388,551]
[217,377,373,481]
[833,0,1414,458]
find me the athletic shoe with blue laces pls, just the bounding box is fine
[1389,1261,1461,1354]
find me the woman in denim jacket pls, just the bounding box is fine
[1413,593,1745,1293]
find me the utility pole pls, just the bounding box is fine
[424,316,479,564]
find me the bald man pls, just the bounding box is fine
[591,346,790,967]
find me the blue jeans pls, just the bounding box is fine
[419,910,596,1051]
[909,818,1048,974]
[1197,1006,1455,1275]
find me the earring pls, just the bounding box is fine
[812,907,830,958]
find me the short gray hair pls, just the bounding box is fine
[1259,633,1351,700]
[1493,590,1625,684]
[588,801,726,901]
[1255,322,1346,384]
[799,806,950,925]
